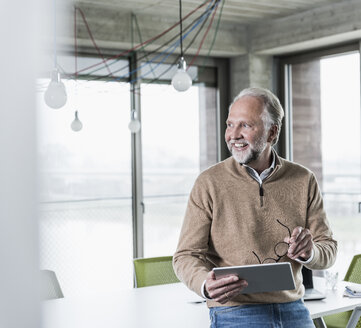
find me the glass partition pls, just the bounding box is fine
[320,53,361,276]
[284,50,361,277]
[140,83,200,257]
[38,53,220,291]
[38,79,133,296]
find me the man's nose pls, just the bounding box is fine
[230,126,243,140]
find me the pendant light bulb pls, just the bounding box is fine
[44,68,67,109]
[128,110,141,133]
[71,111,83,132]
[172,57,192,92]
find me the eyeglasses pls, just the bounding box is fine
[252,219,291,264]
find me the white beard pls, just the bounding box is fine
[228,133,268,165]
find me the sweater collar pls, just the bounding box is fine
[243,151,276,183]
[226,149,282,180]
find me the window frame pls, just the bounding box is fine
[42,49,229,259]
[276,41,361,159]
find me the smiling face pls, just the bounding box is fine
[225,96,276,172]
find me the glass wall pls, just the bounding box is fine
[283,49,361,277]
[38,56,220,293]
[320,52,361,276]
[141,83,200,257]
[38,79,133,296]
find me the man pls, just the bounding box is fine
[173,87,337,328]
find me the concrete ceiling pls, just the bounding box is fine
[75,0,345,25]
[63,0,360,58]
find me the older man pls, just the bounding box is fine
[173,87,337,328]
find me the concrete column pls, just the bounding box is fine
[199,86,218,171]
[230,54,273,100]
[291,60,323,187]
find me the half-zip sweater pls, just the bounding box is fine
[173,152,337,307]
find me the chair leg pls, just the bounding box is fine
[346,307,361,328]
[314,317,327,328]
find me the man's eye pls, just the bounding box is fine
[227,123,233,128]
[243,123,250,128]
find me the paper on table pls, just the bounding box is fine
[346,285,361,293]
[344,285,361,298]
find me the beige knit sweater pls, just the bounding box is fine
[173,153,337,307]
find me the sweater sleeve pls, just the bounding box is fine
[304,173,337,270]
[173,177,214,297]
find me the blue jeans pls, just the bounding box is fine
[209,299,315,328]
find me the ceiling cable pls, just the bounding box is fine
[75,6,113,76]
[83,2,216,79]
[73,0,211,75]
[117,1,215,84]
[56,0,220,90]
[196,0,225,78]
[131,4,214,90]
[188,0,220,69]
[98,0,216,84]
[81,6,212,89]
[53,0,57,67]
[74,5,77,79]
[179,0,184,57]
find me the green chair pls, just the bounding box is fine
[323,254,361,328]
[133,256,180,288]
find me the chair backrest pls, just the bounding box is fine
[41,270,64,300]
[344,254,361,284]
[133,256,180,288]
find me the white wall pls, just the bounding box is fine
[0,0,42,327]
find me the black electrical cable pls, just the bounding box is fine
[77,0,216,80]
[179,0,184,57]
[131,5,213,90]
[82,0,217,83]
[71,0,212,77]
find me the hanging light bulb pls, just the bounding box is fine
[44,68,67,109]
[71,110,83,132]
[128,109,141,133]
[172,57,192,92]
[45,0,67,109]
[172,0,192,92]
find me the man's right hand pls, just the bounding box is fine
[205,270,248,304]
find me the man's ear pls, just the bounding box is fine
[267,125,278,143]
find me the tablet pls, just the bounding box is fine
[213,262,295,294]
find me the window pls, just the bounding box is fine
[320,53,361,275]
[141,83,200,257]
[281,48,361,276]
[38,79,133,296]
[38,55,220,293]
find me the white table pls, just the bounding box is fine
[42,279,361,328]
[308,277,361,328]
[42,283,209,328]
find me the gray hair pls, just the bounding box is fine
[229,87,285,145]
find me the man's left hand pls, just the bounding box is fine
[284,227,314,261]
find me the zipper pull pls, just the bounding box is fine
[259,185,264,207]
